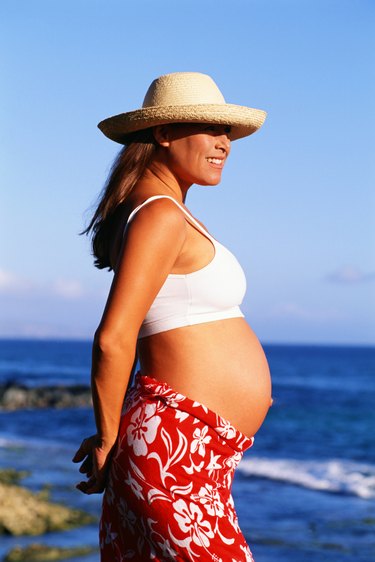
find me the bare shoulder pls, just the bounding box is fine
[126,197,187,235]
[113,197,187,278]
[111,198,187,271]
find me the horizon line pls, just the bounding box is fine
[0,336,374,349]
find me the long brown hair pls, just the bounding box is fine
[82,128,156,270]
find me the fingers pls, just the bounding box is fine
[76,475,105,495]
[76,475,95,493]
[73,434,111,494]
[79,455,93,475]
[72,441,87,463]
[72,435,96,463]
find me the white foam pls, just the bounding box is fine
[0,435,71,452]
[238,457,375,499]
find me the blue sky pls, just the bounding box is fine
[1,0,374,344]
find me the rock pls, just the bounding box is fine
[0,482,96,536]
[0,384,92,410]
[0,468,30,485]
[1,387,29,410]
[4,543,97,561]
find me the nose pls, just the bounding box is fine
[215,131,231,155]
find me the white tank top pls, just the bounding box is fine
[125,195,246,338]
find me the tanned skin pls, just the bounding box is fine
[73,124,272,494]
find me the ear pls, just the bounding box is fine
[153,125,171,147]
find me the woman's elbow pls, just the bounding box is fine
[93,327,137,357]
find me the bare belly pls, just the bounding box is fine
[137,318,272,438]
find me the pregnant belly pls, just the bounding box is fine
[137,318,272,437]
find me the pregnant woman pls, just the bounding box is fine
[73,72,272,561]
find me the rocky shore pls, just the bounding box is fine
[0,384,92,410]
[0,469,95,536]
[0,469,97,560]
[4,544,97,562]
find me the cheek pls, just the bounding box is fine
[170,144,202,172]
[167,136,215,182]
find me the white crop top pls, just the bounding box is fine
[125,195,246,338]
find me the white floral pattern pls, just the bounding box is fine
[216,419,237,440]
[173,499,214,547]
[190,426,212,456]
[126,403,161,456]
[124,470,145,500]
[194,483,225,517]
[100,374,255,561]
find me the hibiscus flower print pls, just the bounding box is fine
[225,451,243,470]
[240,543,255,561]
[156,538,178,560]
[104,476,115,505]
[164,392,186,409]
[206,450,223,477]
[118,498,137,533]
[194,484,225,517]
[216,419,237,440]
[192,400,209,413]
[124,470,145,500]
[175,409,189,422]
[190,426,211,457]
[103,521,118,546]
[173,499,214,548]
[126,403,161,456]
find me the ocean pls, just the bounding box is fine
[0,339,374,562]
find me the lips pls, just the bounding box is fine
[206,157,225,166]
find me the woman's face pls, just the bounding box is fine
[154,123,231,188]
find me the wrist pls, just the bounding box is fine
[96,434,117,451]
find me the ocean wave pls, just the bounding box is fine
[0,435,73,452]
[238,457,375,499]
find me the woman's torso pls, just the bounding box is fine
[138,319,271,438]
[113,192,272,438]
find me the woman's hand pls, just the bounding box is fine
[72,434,115,494]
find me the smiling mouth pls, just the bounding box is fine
[206,157,224,166]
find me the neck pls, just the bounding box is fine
[141,159,191,202]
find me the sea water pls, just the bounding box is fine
[0,340,374,561]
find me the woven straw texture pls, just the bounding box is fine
[98,72,267,143]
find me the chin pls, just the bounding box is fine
[196,175,222,187]
[195,180,221,187]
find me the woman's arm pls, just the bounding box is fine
[73,199,187,493]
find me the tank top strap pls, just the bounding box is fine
[125,195,214,241]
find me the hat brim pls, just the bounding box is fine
[97,103,267,144]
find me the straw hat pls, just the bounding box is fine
[98,72,267,143]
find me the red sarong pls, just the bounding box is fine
[100,373,255,561]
